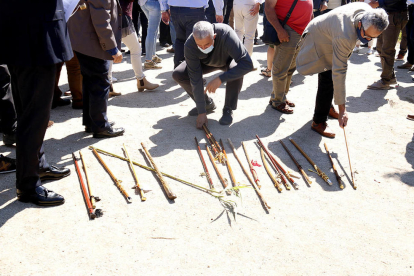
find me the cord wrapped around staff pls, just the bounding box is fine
[256,135,291,190]
[279,140,312,186]
[72,152,103,219]
[195,137,215,189]
[324,143,344,189]
[123,144,147,201]
[260,148,283,192]
[91,147,132,202]
[202,124,225,163]
[206,145,228,188]
[289,138,332,186]
[241,142,261,189]
[141,143,177,200]
[228,139,270,210]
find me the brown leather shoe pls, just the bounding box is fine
[329,106,339,119]
[272,103,294,114]
[109,91,121,98]
[311,122,335,138]
[286,100,295,107]
[407,115,414,121]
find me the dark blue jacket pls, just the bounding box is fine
[0,0,73,66]
[378,0,407,12]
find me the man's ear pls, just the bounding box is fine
[214,34,217,39]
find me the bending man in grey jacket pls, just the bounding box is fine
[296,3,388,138]
[172,22,253,129]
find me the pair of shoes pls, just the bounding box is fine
[85,121,115,133]
[17,186,65,206]
[367,48,374,55]
[188,99,217,116]
[93,127,125,138]
[219,107,233,125]
[72,100,83,109]
[0,154,16,174]
[52,98,71,109]
[152,55,162,63]
[396,53,406,60]
[39,165,71,181]
[137,77,159,92]
[311,121,335,138]
[328,106,339,119]
[353,46,361,53]
[397,62,413,69]
[144,60,162,69]
[109,91,122,98]
[160,42,170,47]
[167,47,175,53]
[407,115,414,121]
[261,68,271,77]
[367,79,391,90]
[3,132,16,146]
[271,102,294,114]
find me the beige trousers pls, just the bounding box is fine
[233,3,259,57]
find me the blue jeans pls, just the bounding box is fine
[75,51,111,133]
[170,6,206,68]
[141,0,161,61]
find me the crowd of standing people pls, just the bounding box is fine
[0,0,411,207]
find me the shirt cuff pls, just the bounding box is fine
[106,47,119,56]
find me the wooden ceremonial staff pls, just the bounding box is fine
[343,129,356,189]
[260,148,283,192]
[279,140,312,186]
[195,137,215,189]
[324,143,344,189]
[91,147,132,202]
[241,142,261,189]
[141,143,177,200]
[79,150,100,208]
[228,139,270,210]
[123,144,146,201]
[202,124,224,163]
[256,135,291,190]
[72,152,102,219]
[220,139,237,187]
[206,145,228,188]
[289,138,333,186]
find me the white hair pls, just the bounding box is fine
[361,8,389,32]
[193,21,214,40]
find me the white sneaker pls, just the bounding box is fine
[353,46,361,53]
[367,48,374,55]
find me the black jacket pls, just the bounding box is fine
[0,0,73,66]
[378,0,407,12]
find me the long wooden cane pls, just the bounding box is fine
[228,139,270,210]
[241,142,261,189]
[141,143,177,200]
[220,139,237,187]
[91,148,132,203]
[79,150,98,209]
[195,137,215,189]
[343,129,356,190]
[206,145,228,188]
[279,140,312,186]
[123,144,146,201]
[260,148,283,192]
[324,143,344,189]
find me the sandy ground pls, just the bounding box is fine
[1,23,414,275]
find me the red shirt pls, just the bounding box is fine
[275,0,313,35]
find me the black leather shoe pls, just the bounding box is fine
[17,186,65,206]
[3,132,16,146]
[188,99,216,116]
[93,127,125,138]
[85,121,115,133]
[39,165,71,181]
[52,98,71,109]
[219,107,233,125]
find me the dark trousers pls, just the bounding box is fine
[224,0,233,24]
[0,65,17,134]
[159,20,172,44]
[75,51,110,133]
[8,64,54,191]
[172,60,243,110]
[376,11,408,82]
[313,70,333,124]
[132,1,148,54]
[205,0,228,23]
[407,5,414,64]
[170,7,206,68]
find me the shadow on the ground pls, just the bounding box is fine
[347,89,388,113]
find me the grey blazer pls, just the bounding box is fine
[68,0,122,60]
[296,3,372,105]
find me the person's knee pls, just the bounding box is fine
[172,69,185,83]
